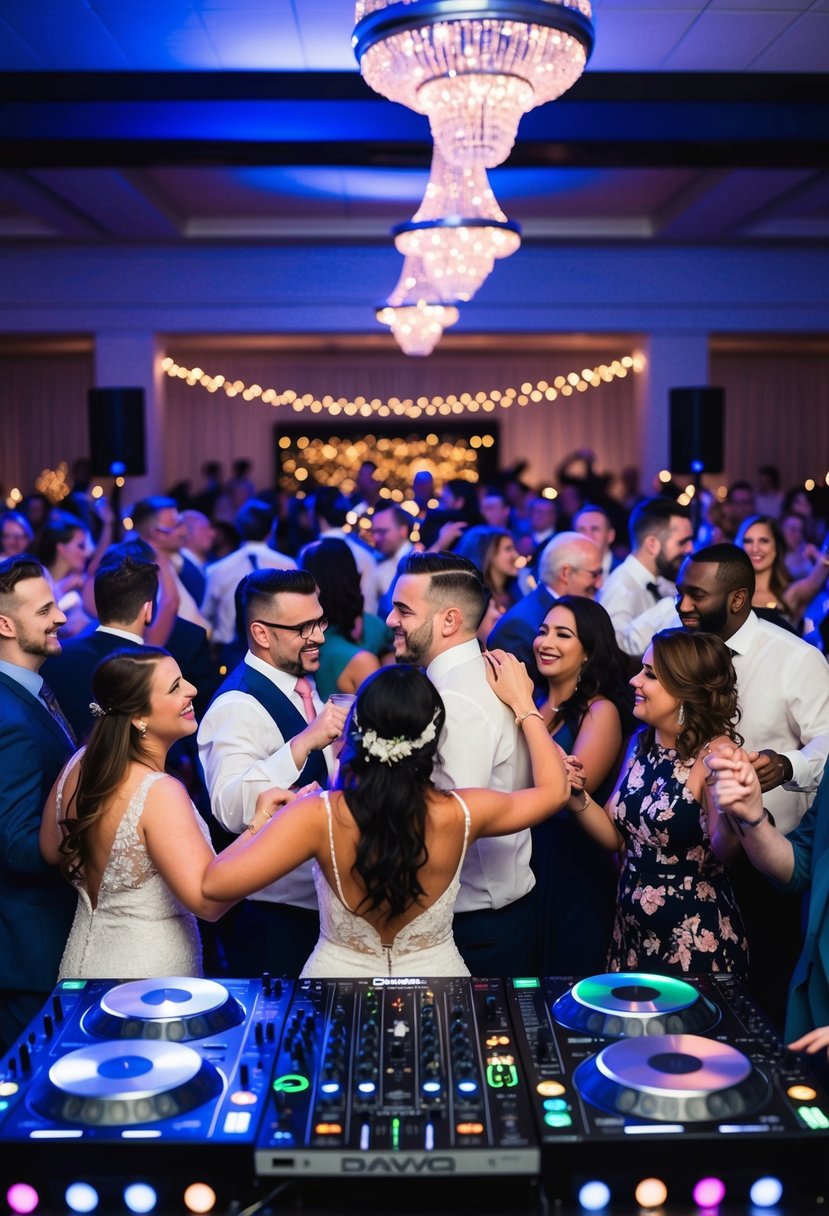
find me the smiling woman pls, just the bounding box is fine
[39,647,233,980]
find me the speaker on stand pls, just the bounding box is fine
[88,387,147,543]
[669,387,725,537]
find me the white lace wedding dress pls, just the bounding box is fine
[301,790,472,979]
[56,755,211,979]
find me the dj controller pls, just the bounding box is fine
[1,972,828,1214]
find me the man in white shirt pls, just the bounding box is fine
[387,552,537,975]
[676,542,829,1025]
[198,568,347,976]
[574,502,618,581]
[132,496,213,635]
[201,499,296,661]
[313,486,379,613]
[369,504,413,620]
[598,496,694,658]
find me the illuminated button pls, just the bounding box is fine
[693,1178,725,1208]
[750,1177,784,1207]
[422,1080,441,1095]
[60,981,87,991]
[578,1181,611,1212]
[320,1081,341,1096]
[273,1074,309,1094]
[798,1106,829,1130]
[358,1081,376,1095]
[788,1084,818,1102]
[183,1184,216,1215]
[314,1123,343,1135]
[537,1080,566,1098]
[7,1184,39,1215]
[230,1090,257,1106]
[634,1178,668,1209]
[123,1184,157,1214]
[456,1122,484,1135]
[222,1111,251,1135]
[65,1183,99,1213]
[457,1080,478,1094]
[543,1098,568,1112]
[512,978,540,989]
[543,1111,572,1128]
[0,1082,19,1098]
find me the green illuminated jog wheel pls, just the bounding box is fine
[552,972,719,1039]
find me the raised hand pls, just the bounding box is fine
[484,648,536,717]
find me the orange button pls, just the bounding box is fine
[314,1123,343,1135]
[456,1122,484,1135]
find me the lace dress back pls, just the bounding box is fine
[56,753,210,979]
[302,790,472,978]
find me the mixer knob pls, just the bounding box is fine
[262,971,272,994]
[42,1014,54,1038]
[484,995,497,1022]
[240,1064,250,1088]
[52,994,63,1022]
[18,1042,30,1072]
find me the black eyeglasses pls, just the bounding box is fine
[254,615,328,640]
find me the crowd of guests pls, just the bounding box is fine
[2,452,829,1086]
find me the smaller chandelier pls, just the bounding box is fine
[353,1,595,169]
[376,255,460,356]
[392,145,521,302]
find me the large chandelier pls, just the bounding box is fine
[376,255,460,356]
[353,1,595,168]
[392,145,520,301]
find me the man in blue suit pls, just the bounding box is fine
[487,531,604,688]
[40,545,157,742]
[0,556,77,1052]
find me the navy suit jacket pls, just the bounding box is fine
[486,584,556,690]
[41,626,140,743]
[0,670,77,993]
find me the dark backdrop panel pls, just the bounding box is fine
[88,387,146,476]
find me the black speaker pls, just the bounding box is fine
[88,387,146,476]
[669,386,724,473]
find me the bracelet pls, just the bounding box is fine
[515,710,544,728]
[734,806,773,834]
[246,807,274,835]
[570,789,590,813]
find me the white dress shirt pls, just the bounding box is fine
[427,638,534,913]
[726,611,829,834]
[201,542,297,645]
[197,652,334,909]
[598,553,676,656]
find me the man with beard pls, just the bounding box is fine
[675,542,829,1026]
[198,569,347,975]
[598,496,693,658]
[0,556,77,1051]
[387,552,538,975]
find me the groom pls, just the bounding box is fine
[387,552,537,976]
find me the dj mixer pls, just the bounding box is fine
[1,971,828,1214]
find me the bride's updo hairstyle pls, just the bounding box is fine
[59,647,167,880]
[337,665,446,921]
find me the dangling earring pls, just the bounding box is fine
[677,703,686,728]
[136,720,148,739]
[575,662,585,691]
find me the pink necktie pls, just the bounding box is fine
[295,677,317,722]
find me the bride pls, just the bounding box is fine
[40,647,230,978]
[202,655,570,977]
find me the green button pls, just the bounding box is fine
[544,1111,573,1128]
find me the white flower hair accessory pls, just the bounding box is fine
[354,709,439,766]
[89,701,108,718]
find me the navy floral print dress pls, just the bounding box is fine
[607,742,748,977]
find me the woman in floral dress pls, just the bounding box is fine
[565,628,749,977]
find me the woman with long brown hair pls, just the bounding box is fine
[40,647,229,978]
[567,628,749,977]
[736,513,829,634]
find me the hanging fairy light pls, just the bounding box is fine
[375,255,460,356]
[392,144,521,302]
[353,1,595,169]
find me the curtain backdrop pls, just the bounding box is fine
[2,342,828,501]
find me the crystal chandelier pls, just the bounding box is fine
[353,1,595,169]
[376,255,460,356]
[392,145,520,302]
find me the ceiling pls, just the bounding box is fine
[0,0,828,248]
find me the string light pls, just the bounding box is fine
[162,354,644,418]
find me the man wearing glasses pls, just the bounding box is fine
[198,568,347,976]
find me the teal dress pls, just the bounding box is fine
[532,717,619,976]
